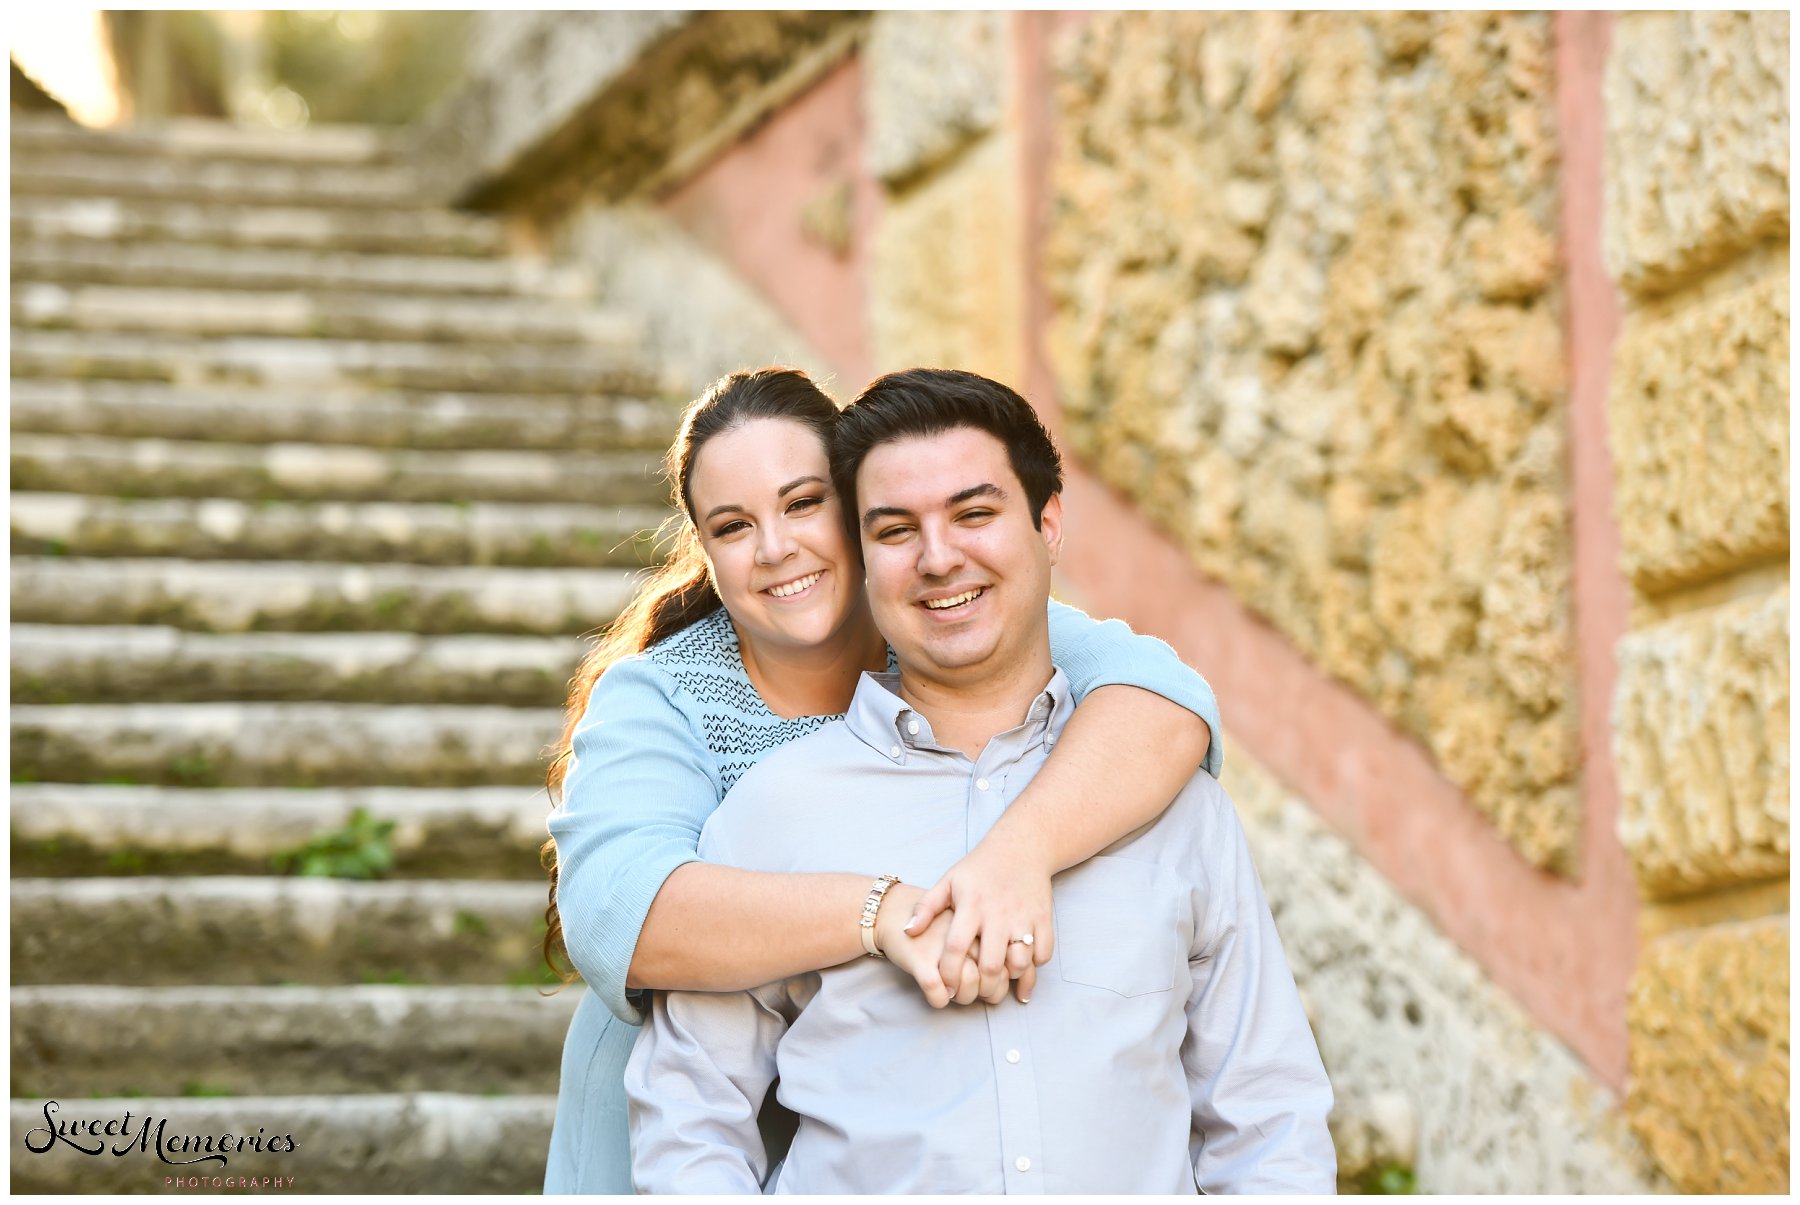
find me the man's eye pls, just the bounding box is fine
[958,509,994,523]
[874,525,911,542]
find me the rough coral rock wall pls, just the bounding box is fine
[864,11,1024,386]
[1226,749,1664,1193]
[1603,10,1790,1193]
[1046,11,1579,869]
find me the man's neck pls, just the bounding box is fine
[896,650,1055,759]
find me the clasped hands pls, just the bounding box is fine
[871,832,1055,1009]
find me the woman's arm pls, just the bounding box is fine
[550,656,978,1019]
[911,601,1221,996]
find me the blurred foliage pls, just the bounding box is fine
[102,10,471,126]
[1358,1164,1419,1194]
[263,10,472,126]
[273,807,396,880]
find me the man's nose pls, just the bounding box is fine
[914,521,964,578]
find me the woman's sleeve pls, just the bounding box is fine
[547,655,722,1024]
[1046,598,1224,778]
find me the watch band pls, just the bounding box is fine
[859,874,902,958]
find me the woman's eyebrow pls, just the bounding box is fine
[777,475,829,498]
[702,502,746,522]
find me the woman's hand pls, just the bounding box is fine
[905,828,1056,1004]
[875,884,985,1007]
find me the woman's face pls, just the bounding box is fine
[686,418,865,655]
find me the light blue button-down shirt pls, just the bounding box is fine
[625,669,1335,1194]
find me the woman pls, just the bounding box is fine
[541,367,1222,1193]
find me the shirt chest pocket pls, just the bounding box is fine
[1051,855,1180,998]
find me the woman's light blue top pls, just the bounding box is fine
[542,601,1222,1193]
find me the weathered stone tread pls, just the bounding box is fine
[10,783,552,877]
[11,492,668,567]
[10,877,549,986]
[11,195,506,256]
[12,237,589,298]
[11,557,637,634]
[12,327,655,394]
[12,434,666,505]
[15,282,632,345]
[9,379,681,451]
[11,112,394,163]
[12,701,563,787]
[11,985,579,1098]
[12,626,584,707]
[11,151,425,209]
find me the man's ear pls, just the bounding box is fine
[1038,492,1065,566]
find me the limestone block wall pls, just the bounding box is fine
[1602,10,1790,1194]
[1044,12,1580,872]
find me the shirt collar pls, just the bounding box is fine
[844,667,1076,763]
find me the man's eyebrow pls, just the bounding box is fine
[861,504,912,529]
[948,483,1005,506]
[861,483,1007,529]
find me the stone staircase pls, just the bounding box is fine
[9,114,682,1193]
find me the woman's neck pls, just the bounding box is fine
[733,609,889,719]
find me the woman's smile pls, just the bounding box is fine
[763,570,825,600]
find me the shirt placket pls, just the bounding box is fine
[969,741,1047,1194]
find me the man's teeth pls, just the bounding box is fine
[767,572,821,598]
[923,588,984,610]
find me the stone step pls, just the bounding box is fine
[9,1093,553,1194]
[12,434,667,505]
[11,986,579,1099]
[11,702,562,787]
[10,112,394,164]
[12,149,424,209]
[14,282,632,346]
[11,558,638,634]
[11,877,548,987]
[9,784,551,877]
[10,379,682,452]
[11,626,581,707]
[12,195,507,256]
[12,327,658,394]
[11,492,668,566]
[12,237,591,299]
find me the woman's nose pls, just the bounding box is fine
[755,522,797,566]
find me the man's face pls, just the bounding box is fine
[855,426,1063,688]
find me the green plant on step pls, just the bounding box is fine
[1358,1164,1417,1195]
[180,1081,233,1099]
[272,807,396,880]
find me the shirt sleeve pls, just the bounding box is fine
[1181,786,1337,1193]
[547,655,718,1025]
[1045,598,1224,778]
[624,982,791,1194]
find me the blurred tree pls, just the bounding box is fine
[103,10,229,120]
[100,10,471,127]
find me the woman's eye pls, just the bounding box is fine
[712,520,749,538]
[787,495,824,514]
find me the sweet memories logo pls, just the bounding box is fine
[24,1100,299,1168]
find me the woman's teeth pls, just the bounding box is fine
[767,571,822,598]
[924,588,984,610]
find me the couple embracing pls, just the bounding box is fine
[541,367,1335,1194]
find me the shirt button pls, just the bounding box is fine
[1005,1049,1021,1064]
[889,745,901,758]
[907,719,920,735]
[976,778,990,791]
[1015,1156,1032,1172]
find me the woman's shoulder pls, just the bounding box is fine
[639,606,737,671]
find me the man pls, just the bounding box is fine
[625,368,1336,1193]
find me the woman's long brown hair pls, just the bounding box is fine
[540,367,841,983]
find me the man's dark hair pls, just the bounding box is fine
[832,368,1064,531]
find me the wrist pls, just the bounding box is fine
[872,882,923,954]
[980,815,1060,876]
